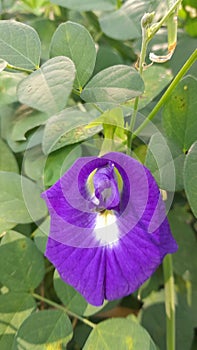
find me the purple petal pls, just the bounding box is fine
[42,152,178,305]
[93,161,120,210]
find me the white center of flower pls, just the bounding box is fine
[94,211,120,246]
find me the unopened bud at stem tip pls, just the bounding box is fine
[141,12,155,28]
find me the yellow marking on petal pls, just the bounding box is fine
[114,166,123,193]
[160,189,167,201]
[87,165,123,196]
[87,168,97,195]
[94,210,120,246]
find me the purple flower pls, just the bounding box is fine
[41,152,177,306]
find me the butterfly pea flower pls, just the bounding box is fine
[41,152,177,306]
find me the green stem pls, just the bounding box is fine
[32,292,96,329]
[132,48,197,140]
[72,88,81,96]
[127,15,150,151]
[6,63,34,74]
[129,29,148,130]
[166,0,178,50]
[149,0,182,40]
[163,254,176,350]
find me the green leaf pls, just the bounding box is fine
[169,33,197,78]
[162,76,197,152]
[11,108,48,142]
[29,18,57,61]
[50,21,96,89]
[87,107,127,149]
[0,138,19,173]
[81,65,144,103]
[44,144,82,186]
[0,292,36,349]
[0,219,16,234]
[88,107,124,129]
[54,270,107,316]
[50,0,116,11]
[0,172,47,224]
[127,66,173,110]
[0,0,15,11]
[0,59,7,72]
[99,0,159,40]
[54,270,87,315]
[140,291,166,349]
[141,289,197,350]
[145,133,185,191]
[17,56,75,115]
[83,317,157,350]
[132,145,147,164]
[33,217,50,253]
[184,141,197,218]
[183,0,197,8]
[73,324,91,349]
[1,105,48,154]
[83,303,108,317]
[23,145,46,182]
[0,231,45,291]
[0,105,43,154]
[0,20,41,70]
[94,45,124,75]
[21,172,48,223]
[168,207,197,287]
[0,72,25,106]
[0,140,19,231]
[42,107,101,154]
[20,0,51,11]
[13,310,73,350]
[185,17,197,37]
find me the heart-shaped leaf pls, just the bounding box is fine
[83,317,157,350]
[50,0,116,11]
[99,0,160,40]
[184,141,197,218]
[0,292,36,349]
[0,231,45,292]
[50,21,96,89]
[0,20,41,69]
[81,65,144,103]
[42,107,101,154]
[0,171,47,223]
[17,56,75,115]
[0,138,19,173]
[162,76,197,152]
[0,72,25,106]
[13,310,73,350]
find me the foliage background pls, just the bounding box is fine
[0,0,197,349]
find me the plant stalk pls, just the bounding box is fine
[6,63,35,74]
[148,0,182,40]
[127,0,183,150]
[131,48,197,140]
[32,292,96,329]
[127,13,151,151]
[163,254,176,350]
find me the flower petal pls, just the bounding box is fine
[42,152,178,305]
[46,215,176,306]
[46,237,106,306]
[93,162,120,210]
